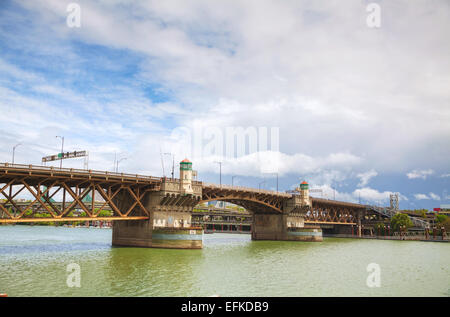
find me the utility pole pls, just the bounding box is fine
[12,143,21,164]
[159,147,165,177]
[164,153,175,179]
[258,180,266,190]
[113,152,117,172]
[333,178,336,200]
[116,157,127,173]
[56,136,64,168]
[215,161,222,186]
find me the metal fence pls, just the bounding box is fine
[0,162,162,182]
[202,182,292,197]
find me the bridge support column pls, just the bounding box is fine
[112,214,203,249]
[252,213,287,240]
[251,213,322,242]
[357,212,362,237]
[112,219,153,247]
[151,210,203,249]
[114,178,204,248]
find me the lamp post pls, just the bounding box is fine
[232,175,237,187]
[56,136,64,168]
[214,161,222,186]
[113,152,117,172]
[258,180,266,190]
[12,143,21,164]
[116,158,127,173]
[333,178,336,200]
[164,153,175,179]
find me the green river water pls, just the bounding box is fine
[0,226,448,297]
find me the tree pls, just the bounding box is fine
[391,213,413,232]
[436,214,448,223]
[374,223,386,235]
[440,218,450,232]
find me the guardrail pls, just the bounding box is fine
[0,162,162,182]
[367,205,430,229]
[202,182,292,197]
[323,233,449,241]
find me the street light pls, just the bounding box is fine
[12,143,21,164]
[258,180,266,190]
[56,136,64,168]
[214,161,222,186]
[164,153,175,179]
[275,173,278,192]
[232,175,237,186]
[116,157,127,173]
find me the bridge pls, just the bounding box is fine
[0,161,422,249]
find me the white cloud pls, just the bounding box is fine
[354,187,407,205]
[414,193,430,200]
[356,169,378,187]
[429,192,441,200]
[407,169,434,180]
[441,173,450,178]
[304,184,407,206]
[5,0,448,173]
[414,192,441,200]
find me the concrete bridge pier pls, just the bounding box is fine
[111,188,154,247]
[251,213,288,240]
[112,160,204,249]
[251,213,323,242]
[112,219,154,247]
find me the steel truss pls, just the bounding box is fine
[0,164,159,223]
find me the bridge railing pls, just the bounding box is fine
[366,205,430,229]
[161,177,202,185]
[0,163,162,182]
[202,182,292,197]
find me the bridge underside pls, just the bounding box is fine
[199,194,323,242]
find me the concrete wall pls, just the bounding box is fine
[252,212,322,242]
[112,219,153,247]
[153,211,192,228]
[252,213,288,240]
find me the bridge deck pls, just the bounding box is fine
[311,197,367,209]
[0,163,162,187]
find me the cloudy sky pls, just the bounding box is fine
[0,0,449,209]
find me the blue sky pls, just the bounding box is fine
[0,0,449,210]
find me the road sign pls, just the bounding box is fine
[42,150,87,163]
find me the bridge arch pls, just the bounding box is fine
[200,184,289,214]
[199,197,283,214]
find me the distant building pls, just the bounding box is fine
[437,204,450,216]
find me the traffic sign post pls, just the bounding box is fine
[42,150,88,164]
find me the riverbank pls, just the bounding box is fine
[323,233,449,242]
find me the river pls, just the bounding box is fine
[0,226,448,297]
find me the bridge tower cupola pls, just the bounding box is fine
[300,181,310,206]
[180,158,194,195]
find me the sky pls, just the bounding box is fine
[0,0,449,210]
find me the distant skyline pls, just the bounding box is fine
[0,0,449,209]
